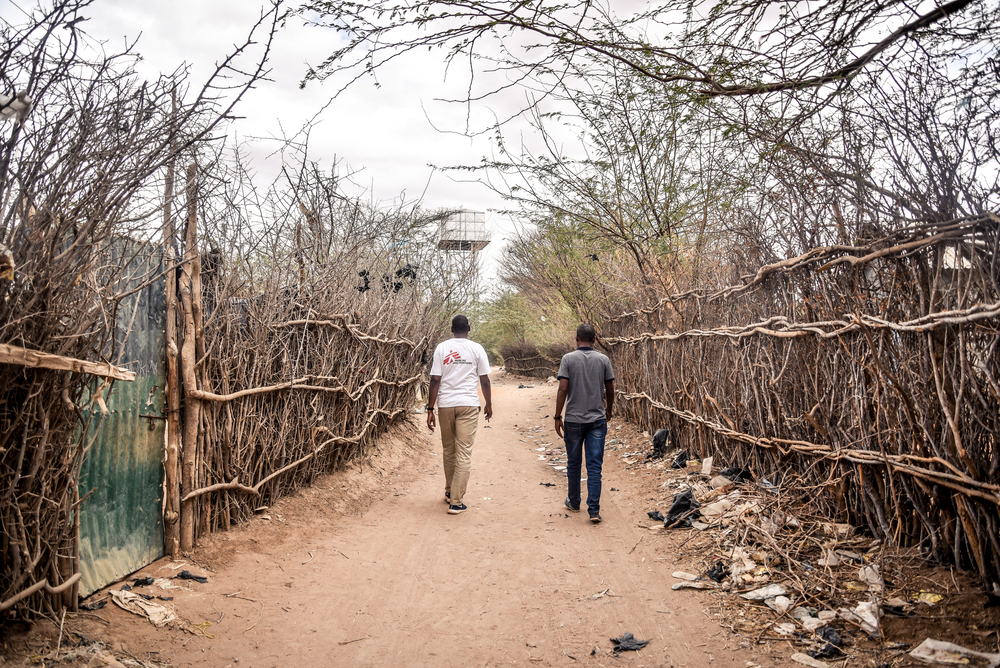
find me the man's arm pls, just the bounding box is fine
[479,375,492,419]
[604,379,615,420]
[554,378,569,437]
[426,375,441,432]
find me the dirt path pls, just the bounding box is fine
[60,374,777,667]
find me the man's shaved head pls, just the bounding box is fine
[576,323,596,343]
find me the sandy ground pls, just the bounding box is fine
[1,372,788,668]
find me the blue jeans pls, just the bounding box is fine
[563,420,607,516]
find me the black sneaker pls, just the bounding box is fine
[444,491,451,504]
[447,504,468,515]
[564,497,580,512]
[589,514,602,523]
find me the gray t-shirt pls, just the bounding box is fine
[557,348,615,423]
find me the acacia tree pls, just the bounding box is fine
[298,0,993,100]
[299,0,998,284]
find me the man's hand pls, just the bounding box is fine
[426,409,436,433]
[483,403,493,420]
[554,416,564,438]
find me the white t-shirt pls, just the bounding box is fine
[430,337,491,408]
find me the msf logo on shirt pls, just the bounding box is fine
[443,350,473,366]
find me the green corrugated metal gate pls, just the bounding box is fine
[78,242,167,596]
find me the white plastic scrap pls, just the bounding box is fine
[701,498,735,518]
[858,565,884,593]
[790,653,830,668]
[790,607,825,631]
[817,550,841,567]
[741,584,786,601]
[838,600,881,635]
[800,616,825,632]
[672,581,715,590]
[765,595,793,613]
[789,607,811,620]
[773,622,798,635]
[730,547,759,578]
[909,638,1000,668]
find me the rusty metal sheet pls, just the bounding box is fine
[78,241,166,596]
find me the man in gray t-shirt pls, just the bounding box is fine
[554,323,615,523]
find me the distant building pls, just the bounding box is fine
[437,210,490,302]
[438,210,490,251]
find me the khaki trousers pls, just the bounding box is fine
[439,406,480,506]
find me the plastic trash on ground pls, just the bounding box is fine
[110,590,176,627]
[670,450,688,469]
[908,638,1000,668]
[671,581,715,590]
[741,583,786,600]
[858,565,883,593]
[765,595,793,613]
[710,475,733,489]
[790,652,830,667]
[790,607,826,632]
[663,490,700,528]
[817,550,841,567]
[610,632,649,655]
[707,562,728,582]
[913,591,943,605]
[650,428,669,459]
[719,466,753,483]
[838,600,881,636]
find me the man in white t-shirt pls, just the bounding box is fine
[426,315,493,514]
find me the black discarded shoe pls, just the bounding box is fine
[565,497,580,512]
[447,503,468,515]
[589,514,602,523]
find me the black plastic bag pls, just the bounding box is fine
[647,510,665,522]
[173,570,208,584]
[610,632,649,655]
[816,626,843,647]
[663,490,700,528]
[707,561,729,582]
[719,467,753,483]
[808,644,843,659]
[650,428,669,460]
[670,450,688,469]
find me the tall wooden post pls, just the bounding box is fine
[162,135,181,558]
[179,162,201,551]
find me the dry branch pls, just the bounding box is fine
[619,391,1000,504]
[0,344,135,381]
[187,374,420,403]
[0,574,81,612]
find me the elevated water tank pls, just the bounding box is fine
[437,210,490,251]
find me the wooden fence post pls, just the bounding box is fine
[163,135,181,558]
[179,162,201,551]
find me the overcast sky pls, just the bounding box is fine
[62,0,542,281]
